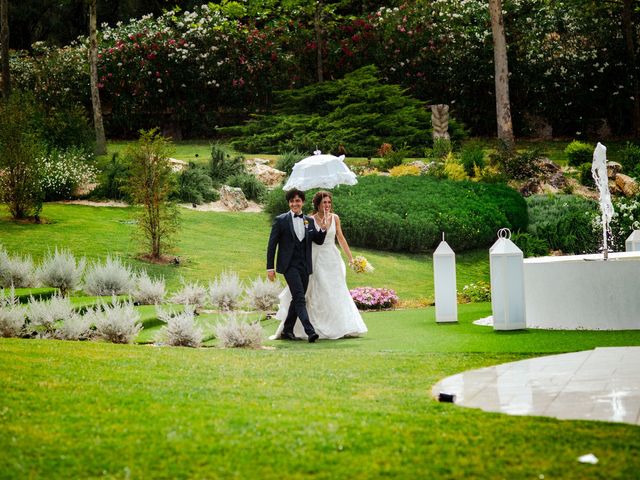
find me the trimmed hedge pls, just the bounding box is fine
[266,176,527,252]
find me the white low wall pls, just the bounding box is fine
[523,252,640,330]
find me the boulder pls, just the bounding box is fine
[247,163,286,188]
[538,158,561,175]
[407,160,430,174]
[168,158,188,172]
[220,185,249,211]
[248,157,270,166]
[607,161,622,179]
[615,173,639,197]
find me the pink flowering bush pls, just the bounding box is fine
[350,287,398,310]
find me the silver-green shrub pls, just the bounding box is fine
[26,293,75,338]
[37,248,85,296]
[131,271,166,305]
[155,305,203,347]
[55,313,93,341]
[169,280,207,307]
[84,256,134,296]
[244,277,282,312]
[87,298,142,344]
[0,287,26,337]
[214,313,264,349]
[208,270,243,311]
[0,248,36,288]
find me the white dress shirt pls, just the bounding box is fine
[291,211,305,241]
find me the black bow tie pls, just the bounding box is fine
[294,213,303,218]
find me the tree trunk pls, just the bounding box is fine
[314,0,323,82]
[0,0,10,101]
[89,0,106,155]
[622,0,640,136]
[488,0,515,150]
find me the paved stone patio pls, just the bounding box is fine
[432,347,640,425]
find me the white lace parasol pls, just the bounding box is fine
[282,150,358,191]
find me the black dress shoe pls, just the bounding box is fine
[308,333,319,343]
[279,332,298,341]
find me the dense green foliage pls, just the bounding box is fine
[489,143,544,181]
[0,93,44,219]
[525,194,599,254]
[275,150,304,176]
[208,144,246,184]
[564,140,593,167]
[619,142,640,178]
[221,66,465,157]
[174,163,219,205]
[266,176,527,252]
[10,1,638,138]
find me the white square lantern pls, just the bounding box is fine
[625,230,640,252]
[433,235,457,323]
[489,228,526,330]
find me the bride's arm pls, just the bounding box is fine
[334,215,354,264]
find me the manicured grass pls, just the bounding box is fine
[0,203,490,303]
[2,305,639,479]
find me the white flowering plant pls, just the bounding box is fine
[40,148,98,201]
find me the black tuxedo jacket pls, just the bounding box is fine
[266,212,326,274]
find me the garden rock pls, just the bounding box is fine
[607,161,622,178]
[220,185,249,211]
[615,173,639,197]
[168,158,187,172]
[248,157,270,165]
[538,158,562,176]
[248,163,286,188]
[407,160,430,174]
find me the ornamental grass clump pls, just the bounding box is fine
[244,277,282,312]
[209,271,243,311]
[84,256,134,296]
[156,305,203,347]
[0,248,36,288]
[0,287,26,338]
[214,313,264,349]
[26,293,75,338]
[87,298,142,344]
[131,271,166,305]
[169,280,208,307]
[37,248,85,296]
[349,287,398,310]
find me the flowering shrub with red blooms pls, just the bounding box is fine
[350,287,398,310]
[97,7,284,136]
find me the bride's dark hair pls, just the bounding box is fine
[312,190,333,214]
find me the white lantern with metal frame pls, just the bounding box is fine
[625,230,640,252]
[433,234,458,323]
[490,228,526,331]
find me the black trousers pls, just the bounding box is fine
[283,264,316,336]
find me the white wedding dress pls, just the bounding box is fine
[270,215,368,340]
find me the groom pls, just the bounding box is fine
[267,189,327,343]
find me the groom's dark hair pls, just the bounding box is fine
[285,189,305,201]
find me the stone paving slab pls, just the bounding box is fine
[432,347,640,425]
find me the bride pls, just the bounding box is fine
[271,190,368,340]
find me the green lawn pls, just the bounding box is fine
[0,203,490,304]
[2,305,639,479]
